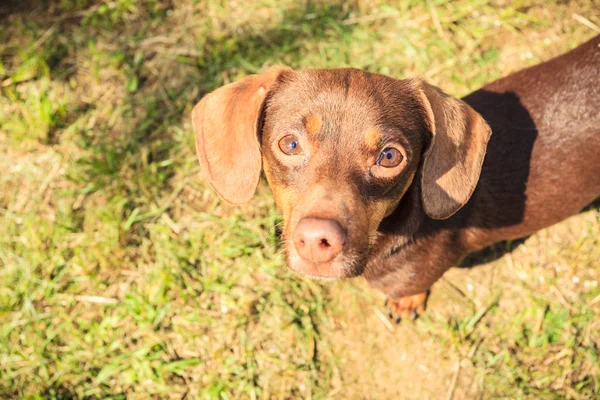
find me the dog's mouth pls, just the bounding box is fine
[284,233,368,280]
[286,253,367,280]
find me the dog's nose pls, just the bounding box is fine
[293,217,346,264]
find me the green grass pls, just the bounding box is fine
[0,0,599,398]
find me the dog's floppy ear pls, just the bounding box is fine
[192,67,289,204]
[417,81,492,219]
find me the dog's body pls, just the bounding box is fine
[193,36,600,319]
[367,36,600,316]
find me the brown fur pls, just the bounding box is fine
[304,113,323,137]
[418,81,492,219]
[191,67,289,204]
[364,126,382,151]
[192,36,600,316]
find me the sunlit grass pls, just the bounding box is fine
[0,0,598,398]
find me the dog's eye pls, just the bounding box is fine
[278,134,303,155]
[376,147,403,168]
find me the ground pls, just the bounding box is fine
[0,0,599,399]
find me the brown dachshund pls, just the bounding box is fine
[192,35,600,320]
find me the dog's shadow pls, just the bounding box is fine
[459,237,528,268]
[459,198,599,268]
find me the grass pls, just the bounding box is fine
[0,0,599,398]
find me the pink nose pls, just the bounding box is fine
[293,218,346,264]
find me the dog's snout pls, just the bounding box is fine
[293,218,346,264]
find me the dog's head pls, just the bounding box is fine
[192,67,491,279]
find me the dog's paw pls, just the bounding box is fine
[384,292,428,323]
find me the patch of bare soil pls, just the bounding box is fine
[324,208,598,399]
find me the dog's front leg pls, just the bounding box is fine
[383,292,429,322]
[365,234,462,322]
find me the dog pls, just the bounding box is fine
[192,35,600,320]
